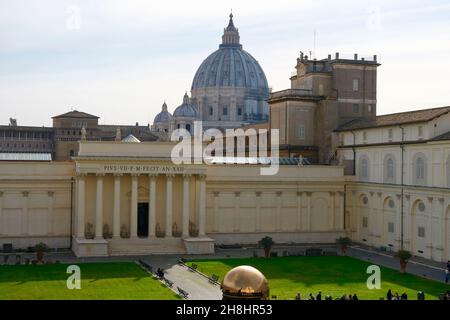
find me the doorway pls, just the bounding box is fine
[137,202,149,237]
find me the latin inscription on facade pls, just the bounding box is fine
[102,165,184,174]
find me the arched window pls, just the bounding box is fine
[359,156,370,181]
[413,153,427,185]
[185,124,191,133]
[384,155,396,184]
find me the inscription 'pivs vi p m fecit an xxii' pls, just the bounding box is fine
[102,165,184,174]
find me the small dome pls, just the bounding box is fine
[173,93,197,118]
[154,102,173,123]
[221,265,269,300]
[122,134,141,143]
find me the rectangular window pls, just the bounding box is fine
[223,107,228,116]
[418,126,423,137]
[388,222,394,233]
[362,217,368,228]
[368,105,373,112]
[363,131,367,142]
[353,79,359,91]
[388,129,393,140]
[237,107,242,116]
[209,107,213,116]
[418,227,425,238]
[297,125,305,140]
[352,104,360,113]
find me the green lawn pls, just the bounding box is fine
[0,262,180,300]
[189,256,449,300]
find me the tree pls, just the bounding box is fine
[395,250,412,273]
[34,242,49,263]
[258,236,275,258]
[336,237,352,255]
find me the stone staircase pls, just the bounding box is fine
[108,237,186,256]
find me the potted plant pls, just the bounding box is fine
[258,236,275,258]
[34,242,49,263]
[336,237,352,255]
[396,250,412,273]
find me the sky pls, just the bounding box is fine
[1,0,450,127]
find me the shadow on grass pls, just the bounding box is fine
[0,262,147,284]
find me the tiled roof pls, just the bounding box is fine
[52,110,99,119]
[336,106,450,131]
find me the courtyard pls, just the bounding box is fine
[0,255,447,300]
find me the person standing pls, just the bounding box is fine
[316,292,322,301]
[445,268,449,283]
[386,289,392,300]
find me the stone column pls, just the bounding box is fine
[369,191,376,245]
[255,192,261,232]
[76,174,86,238]
[395,194,402,248]
[306,192,312,230]
[130,174,138,239]
[338,191,345,230]
[377,191,383,243]
[149,174,157,237]
[213,192,219,232]
[165,174,174,237]
[437,198,445,261]
[95,173,104,239]
[404,194,411,250]
[276,191,282,231]
[182,174,190,237]
[352,190,359,239]
[235,192,241,232]
[113,174,121,238]
[427,197,434,259]
[47,191,54,235]
[296,192,302,231]
[21,191,29,235]
[198,174,206,237]
[329,192,335,230]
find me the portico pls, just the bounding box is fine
[72,141,212,257]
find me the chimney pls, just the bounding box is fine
[335,52,339,59]
[361,57,365,61]
[354,53,358,60]
[328,54,331,60]
[300,52,304,60]
[373,55,377,62]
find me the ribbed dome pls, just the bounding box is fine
[154,102,173,123]
[191,14,269,94]
[173,93,197,118]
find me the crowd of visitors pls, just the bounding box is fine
[294,292,359,300]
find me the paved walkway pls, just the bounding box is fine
[348,245,449,283]
[160,264,221,300]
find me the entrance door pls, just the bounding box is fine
[137,203,149,237]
